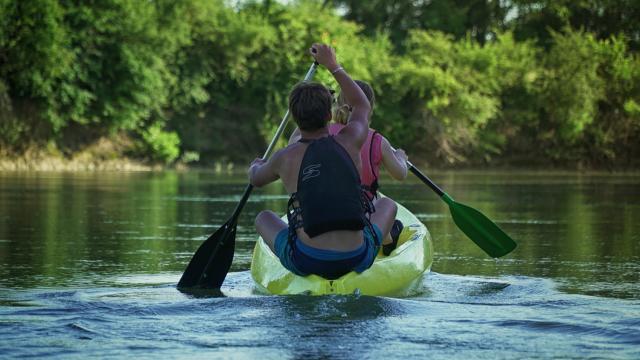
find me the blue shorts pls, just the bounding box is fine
[274,225,382,280]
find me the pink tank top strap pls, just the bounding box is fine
[328,123,343,136]
[361,129,382,190]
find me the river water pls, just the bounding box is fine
[1,171,639,359]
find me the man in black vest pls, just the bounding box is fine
[248,43,397,280]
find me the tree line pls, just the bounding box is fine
[1,0,638,168]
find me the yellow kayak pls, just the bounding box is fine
[250,201,433,296]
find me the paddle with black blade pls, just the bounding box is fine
[177,61,319,289]
[407,161,517,258]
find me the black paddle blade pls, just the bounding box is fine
[447,199,517,258]
[177,220,236,289]
[200,225,236,288]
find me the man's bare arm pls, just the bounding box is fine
[248,152,280,187]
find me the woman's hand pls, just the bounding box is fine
[310,43,339,72]
[250,158,266,169]
[395,148,408,163]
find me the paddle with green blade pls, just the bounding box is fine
[407,161,517,258]
[177,61,319,290]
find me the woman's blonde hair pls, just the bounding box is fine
[334,80,375,125]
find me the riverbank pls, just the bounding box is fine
[3,156,638,173]
[0,141,155,171]
[0,155,153,171]
[0,140,636,173]
[0,147,233,172]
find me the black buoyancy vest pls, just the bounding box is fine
[293,136,365,237]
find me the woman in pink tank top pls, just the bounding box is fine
[290,80,408,255]
[330,81,408,195]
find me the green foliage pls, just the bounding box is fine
[330,0,508,47]
[243,1,394,148]
[0,0,71,98]
[139,123,180,163]
[510,0,640,50]
[0,79,24,148]
[586,35,640,164]
[540,30,603,147]
[61,0,179,130]
[166,0,278,161]
[0,0,639,168]
[0,0,73,137]
[533,29,640,164]
[381,31,539,163]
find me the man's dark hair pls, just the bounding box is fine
[288,82,332,131]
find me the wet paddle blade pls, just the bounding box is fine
[444,194,517,258]
[177,220,236,289]
[200,225,236,288]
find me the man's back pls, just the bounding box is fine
[274,134,362,194]
[270,133,364,252]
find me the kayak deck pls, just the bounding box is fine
[250,201,433,296]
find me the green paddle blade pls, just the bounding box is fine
[441,193,517,258]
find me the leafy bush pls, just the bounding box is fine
[139,123,180,163]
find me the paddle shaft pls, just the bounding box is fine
[196,61,319,285]
[229,60,319,221]
[407,161,446,198]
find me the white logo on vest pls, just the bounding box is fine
[301,164,321,182]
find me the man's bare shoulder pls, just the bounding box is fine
[276,142,306,159]
[271,142,306,193]
[269,142,304,171]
